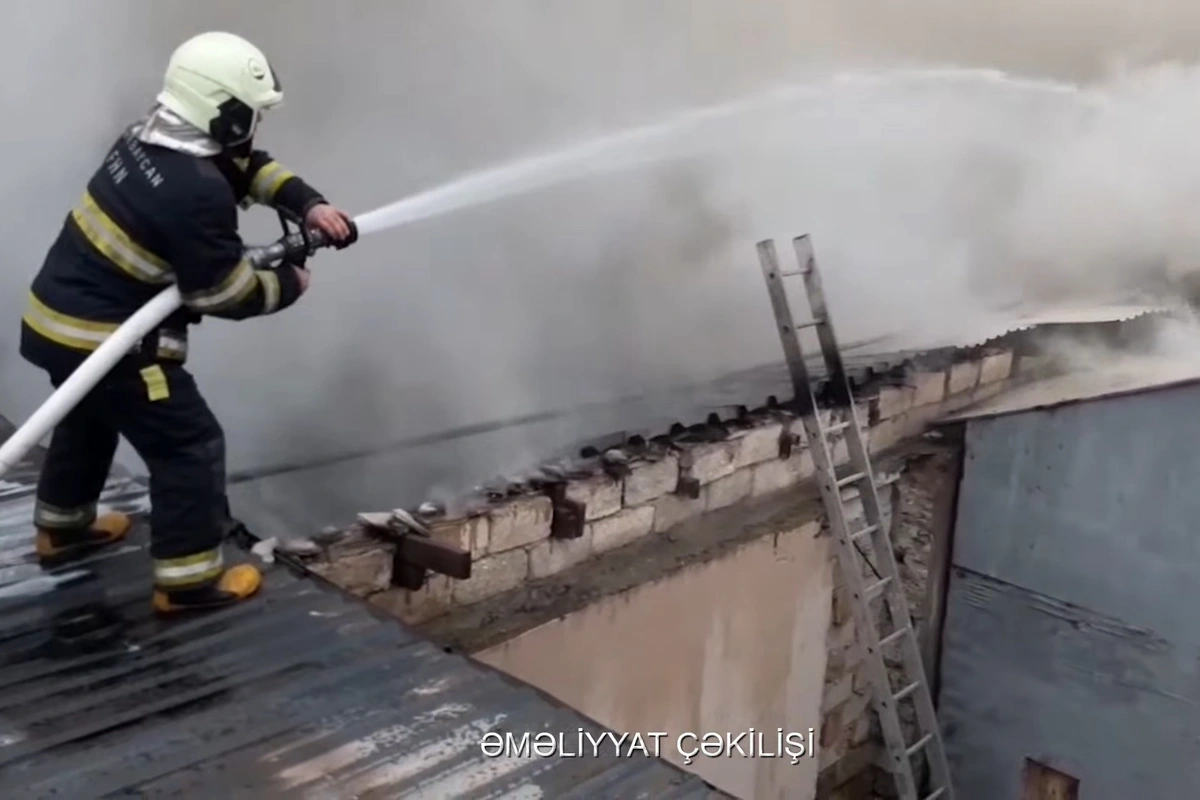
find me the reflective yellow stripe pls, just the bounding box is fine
[154,548,224,588]
[34,499,97,530]
[71,191,173,285]
[248,161,296,204]
[157,331,188,360]
[139,364,170,402]
[181,258,257,312]
[25,293,189,360]
[257,270,281,314]
[23,292,120,351]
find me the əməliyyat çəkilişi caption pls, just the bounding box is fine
[480,727,818,766]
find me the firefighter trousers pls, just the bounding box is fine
[32,346,229,562]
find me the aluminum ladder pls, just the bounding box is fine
[756,235,953,800]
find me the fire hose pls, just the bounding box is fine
[0,211,358,479]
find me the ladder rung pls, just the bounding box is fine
[826,420,851,434]
[922,789,946,800]
[836,471,867,488]
[906,733,934,757]
[893,680,922,702]
[850,523,879,542]
[778,268,813,278]
[792,318,824,330]
[864,576,892,598]
[880,625,911,648]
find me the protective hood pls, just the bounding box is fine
[131,104,222,158]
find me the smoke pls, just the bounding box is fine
[1012,311,1200,409]
[8,1,1200,521]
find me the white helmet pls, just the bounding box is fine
[157,32,283,147]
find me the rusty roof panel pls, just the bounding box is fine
[0,418,723,799]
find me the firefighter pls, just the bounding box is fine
[20,31,354,614]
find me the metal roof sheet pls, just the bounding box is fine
[0,418,724,799]
[941,355,1200,423]
[867,302,1177,352]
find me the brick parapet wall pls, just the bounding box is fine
[305,347,1022,624]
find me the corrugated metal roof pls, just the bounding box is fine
[869,302,1177,352]
[0,418,725,799]
[942,355,1200,423]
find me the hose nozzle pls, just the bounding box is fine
[245,219,359,269]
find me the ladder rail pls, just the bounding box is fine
[756,240,822,419]
[756,235,955,800]
[792,236,913,644]
[759,241,885,580]
[796,408,922,799]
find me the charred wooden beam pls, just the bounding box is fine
[357,511,472,591]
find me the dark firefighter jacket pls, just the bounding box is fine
[20,127,325,366]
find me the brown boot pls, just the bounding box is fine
[36,512,133,569]
[152,564,263,616]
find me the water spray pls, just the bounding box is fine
[0,66,1097,481]
[0,214,361,479]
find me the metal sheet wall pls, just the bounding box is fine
[938,380,1200,799]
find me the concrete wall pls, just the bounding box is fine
[939,379,1200,799]
[469,449,965,800]
[475,519,832,800]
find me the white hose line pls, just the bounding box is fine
[0,286,183,478]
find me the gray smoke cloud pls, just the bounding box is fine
[7,1,1200,528]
